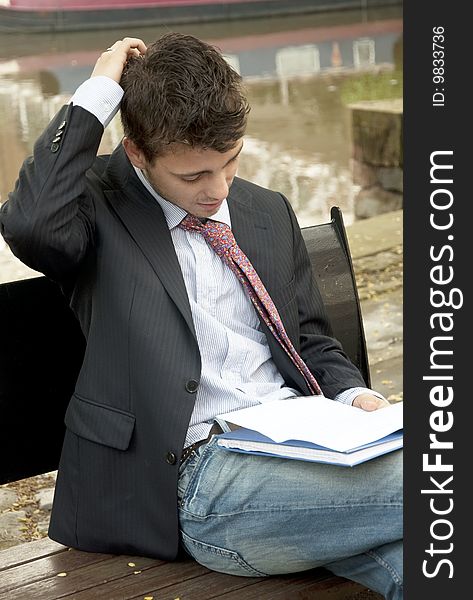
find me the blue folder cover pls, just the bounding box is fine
[216,427,403,467]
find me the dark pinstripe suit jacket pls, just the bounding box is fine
[0,104,365,559]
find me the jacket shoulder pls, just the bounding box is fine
[231,177,296,225]
[233,176,283,201]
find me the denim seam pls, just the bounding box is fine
[180,503,403,519]
[181,531,267,577]
[365,549,403,587]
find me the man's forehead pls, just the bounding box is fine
[158,140,243,173]
[165,140,243,158]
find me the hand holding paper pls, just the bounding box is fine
[216,396,403,453]
[352,393,391,411]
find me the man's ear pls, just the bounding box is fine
[122,137,147,169]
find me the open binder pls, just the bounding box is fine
[215,396,403,467]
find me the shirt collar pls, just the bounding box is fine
[134,166,232,230]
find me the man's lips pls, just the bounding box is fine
[198,200,222,207]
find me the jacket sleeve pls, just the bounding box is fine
[0,104,104,280]
[283,195,368,397]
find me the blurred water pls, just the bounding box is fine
[0,5,402,226]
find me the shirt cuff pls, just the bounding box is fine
[334,387,386,406]
[70,76,124,128]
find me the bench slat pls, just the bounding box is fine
[7,557,205,600]
[196,571,370,600]
[0,536,66,571]
[128,570,262,600]
[0,547,110,593]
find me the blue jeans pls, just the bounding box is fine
[178,437,403,599]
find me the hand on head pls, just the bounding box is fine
[91,37,147,83]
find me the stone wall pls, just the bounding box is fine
[349,99,403,219]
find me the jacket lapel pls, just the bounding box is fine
[101,147,196,339]
[227,181,276,297]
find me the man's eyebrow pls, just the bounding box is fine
[173,143,244,178]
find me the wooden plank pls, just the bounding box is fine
[210,572,375,600]
[0,538,66,570]
[6,554,166,600]
[128,569,261,600]
[0,547,110,593]
[127,568,366,600]
[8,558,207,600]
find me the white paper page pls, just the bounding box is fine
[217,397,403,452]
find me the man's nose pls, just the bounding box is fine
[207,173,229,201]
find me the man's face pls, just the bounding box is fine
[124,138,243,218]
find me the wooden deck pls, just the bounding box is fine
[0,537,383,599]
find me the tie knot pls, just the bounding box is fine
[179,214,206,232]
[179,214,235,257]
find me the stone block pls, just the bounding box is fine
[354,186,403,219]
[0,488,17,511]
[351,159,378,188]
[0,509,27,542]
[35,487,55,511]
[376,166,403,193]
[350,99,403,167]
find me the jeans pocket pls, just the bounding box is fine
[180,530,267,577]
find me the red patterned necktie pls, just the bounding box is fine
[179,214,322,395]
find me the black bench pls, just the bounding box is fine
[0,206,380,599]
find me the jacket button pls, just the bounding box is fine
[185,379,199,393]
[166,452,177,465]
[51,142,60,153]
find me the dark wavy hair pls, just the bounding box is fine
[120,32,250,162]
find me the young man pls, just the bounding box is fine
[0,34,402,599]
